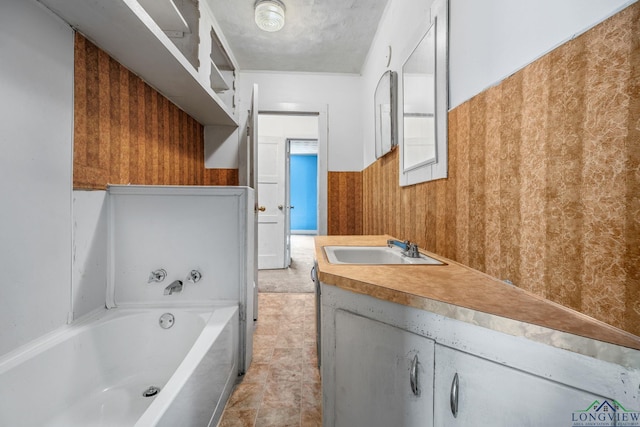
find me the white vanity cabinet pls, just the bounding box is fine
[320,282,640,427]
[334,310,434,427]
[434,344,609,426]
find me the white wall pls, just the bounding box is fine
[72,191,108,318]
[259,115,319,140]
[361,0,636,168]
[361,0,434,167]
[449,0,636,109]
[238,71,363,172]
[108,187,250,307]
[0,0,74,357]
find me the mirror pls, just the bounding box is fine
[374,70,397,159]
[400,0,448,186]
[403,23,436,170]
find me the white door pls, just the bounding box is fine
[248,85,259,320]
[284,140,291,266]
[257,135,287,269]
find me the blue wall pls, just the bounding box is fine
[290,154,317,232]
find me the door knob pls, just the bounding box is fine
[278,205,283,210]
[290,205,295,209]
[257,206,266,212]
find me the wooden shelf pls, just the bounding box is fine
[40,0,237,127]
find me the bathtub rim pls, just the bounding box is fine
[0,301,238,375]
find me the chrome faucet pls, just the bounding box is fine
[387,239,421,258]
[164,280,183,295]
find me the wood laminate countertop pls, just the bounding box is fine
[314,235,640,354]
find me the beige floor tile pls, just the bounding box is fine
[271,347,304,366]
[255,405,301,427]
[252,346,275,364]
[301,407,322,427]
[243,363,271,384]
[226,383,265,410]
[219,409,258,427]
[262,379,302,407]
[301,382,322,408]
[254,320,281,336]
[268,362,304,382]
[302,363,320,384]
[221,284,322,427]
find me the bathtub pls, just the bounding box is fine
[0,304,239,426]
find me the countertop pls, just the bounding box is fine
[314,235,640,355]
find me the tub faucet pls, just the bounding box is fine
[387,239,421,258]
[164,280,183,295]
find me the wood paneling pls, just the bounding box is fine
[362,3,640,335]
[328,172,363,235]
[73,34,237,189]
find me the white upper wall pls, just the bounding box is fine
[238,71,363,172]
[361,0,434,168]
[361,0,636,168]
[259,115,319,140]
[0,0,73,357]
[449,0,636,109]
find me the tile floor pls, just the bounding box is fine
[219,293,321,427]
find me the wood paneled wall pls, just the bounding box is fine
[328,172,363,235]
[363,3,640,335]
[74,34,237,189]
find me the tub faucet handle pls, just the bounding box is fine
[187,270,202,283]
[148,269,167,283]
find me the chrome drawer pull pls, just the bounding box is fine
[450,372,459,417]
[410,354,420,396]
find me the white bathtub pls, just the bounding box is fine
[0,304,239,427]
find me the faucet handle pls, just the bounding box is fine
[405,243,420,258]
[148,269,167,283]
[187,270,202,283]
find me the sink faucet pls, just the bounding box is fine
[387,239,421,258]
[164,280,183,295]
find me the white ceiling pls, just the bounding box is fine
[205,0,390,74]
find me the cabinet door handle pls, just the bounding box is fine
[450,372,459,418]
[410,354,419,396]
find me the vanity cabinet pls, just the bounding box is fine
[320,282,639,427]
[434,345,608,426]
[334,310,434,427]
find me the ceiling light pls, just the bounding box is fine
[254,0,285,32]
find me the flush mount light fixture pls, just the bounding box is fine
[254,0,286,32]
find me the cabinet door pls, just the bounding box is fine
[334,310,434,427]
[434,345,611,427]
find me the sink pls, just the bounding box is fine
[323,246,444,265]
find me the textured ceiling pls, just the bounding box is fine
[205,0,390,74]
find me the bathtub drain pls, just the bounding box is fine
[142,386,161,397]
[159,313,175,329]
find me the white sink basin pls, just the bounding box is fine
[323,246,444,265]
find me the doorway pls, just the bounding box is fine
[257,112,322,270]
[289,139,318,235]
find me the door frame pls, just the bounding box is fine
[258,103,328,236]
